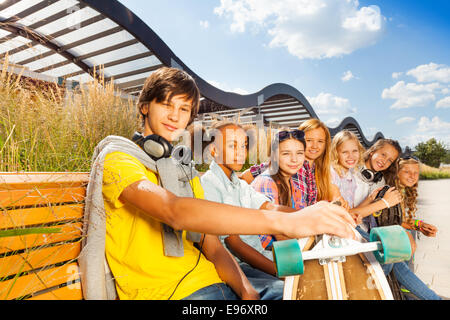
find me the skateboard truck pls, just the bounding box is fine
[318,234,347,265]
[272,225,412,278]
[317,200,347,265]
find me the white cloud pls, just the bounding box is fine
[396,117,416,125]
[341,70,355,82]
[381,81,440,109]
[418,116,450,133]
[406,63,450,83]
[208,80,249,95]
[436,96,450,109]
[199,20,210,29]
[392,72,403,79]
[398,134,437,149]
[214,0,385,60]
[413,116,450,146]
[307,92,356,125]
[325,118,341,127]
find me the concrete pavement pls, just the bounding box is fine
[413,179,450,298]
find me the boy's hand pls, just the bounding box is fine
[283,201,357,240]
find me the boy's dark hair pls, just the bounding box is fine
[137,67,201,127]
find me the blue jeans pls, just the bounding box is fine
[239,262,284,300]
[182,283,239,300]
[356,226,442,300]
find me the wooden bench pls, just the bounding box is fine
[0,173,89,300]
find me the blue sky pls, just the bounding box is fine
[119,0,450,149]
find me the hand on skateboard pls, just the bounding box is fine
[272,225,412,278]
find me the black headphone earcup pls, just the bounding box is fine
[373,172,383,183]
[360,168,374,182]
[361,168,383,183]
[132,132,144,147]
[132,132,173,161]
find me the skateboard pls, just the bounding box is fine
[274,225,412,300]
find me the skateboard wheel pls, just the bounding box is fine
[369,225,412,264]
[272,239,304,277]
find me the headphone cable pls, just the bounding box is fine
[167,162,204,300]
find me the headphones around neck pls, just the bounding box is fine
[360,167,383,183]
[132,132,192,165]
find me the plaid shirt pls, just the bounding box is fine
[251,171,306,250]
[250,162,318,206]
[294,162,318,206]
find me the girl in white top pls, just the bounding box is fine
[351,139,403,232]
[329,131,401,227]
[330,134,442,300]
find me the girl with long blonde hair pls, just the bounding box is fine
[330,130,365,209]
[298,118,333,203]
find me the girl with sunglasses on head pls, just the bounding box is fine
[242,119,349,208]
[251,129,307,250]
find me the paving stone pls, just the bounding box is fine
[411,179,450,298]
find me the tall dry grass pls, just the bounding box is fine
[420,163,450,180]
[0,58,139,172]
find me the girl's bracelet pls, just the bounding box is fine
[380,198,390,209]
[373,210,382,217]
[414,220,423,230]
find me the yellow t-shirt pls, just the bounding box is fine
[102,151,223,300]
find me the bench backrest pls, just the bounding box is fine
[0,173,88,300]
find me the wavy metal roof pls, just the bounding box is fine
[0,0,383,147]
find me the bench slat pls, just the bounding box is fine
[0,262,80,300]
[0,173,89,190]
[0,242,81,278]
[27,282,83,300]
[0,222,82,255]
[1,204,83,229]
[0,187,86,208]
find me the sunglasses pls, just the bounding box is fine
[276,130,305,142]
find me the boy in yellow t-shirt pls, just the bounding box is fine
[100,67,357,300]
[103,151,225,300]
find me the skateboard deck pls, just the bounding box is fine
[283,236,393,300]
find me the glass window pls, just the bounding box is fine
[103,56,161,79]
[8,44,51,65]
[23,53,66,71]
[36,6,101,36]
[0,36,32,56]
[0,0,41,20]
[53,18,119,47]
[83,43,148,67]
[18,0,80,27]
